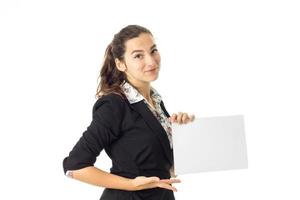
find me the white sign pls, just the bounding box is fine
[172,115,248,175]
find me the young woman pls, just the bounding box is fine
[63,24,195,200]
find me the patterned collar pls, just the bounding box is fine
[121,80,162,105]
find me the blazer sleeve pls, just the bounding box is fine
[62,94,125,175]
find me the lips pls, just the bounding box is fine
[146,68,157,72]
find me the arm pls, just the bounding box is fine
[67,166,132,190]
[68,166,180,192]
[62,95,130,188]
[63,95,180,192]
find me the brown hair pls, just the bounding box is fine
[95,25,152,99]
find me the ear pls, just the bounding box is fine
[115,58,127,72]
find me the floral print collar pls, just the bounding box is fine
[121,80,162,105]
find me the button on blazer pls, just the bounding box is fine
[63,93,175,200]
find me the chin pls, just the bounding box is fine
[149,74,159,82]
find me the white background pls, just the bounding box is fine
[0,0,299,199]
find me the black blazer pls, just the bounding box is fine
[63,93,175,200]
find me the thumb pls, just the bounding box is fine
[145,176,160,184]
[135,176,160,186]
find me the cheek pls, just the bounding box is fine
[125,59,140,70]
[130,60,146,71]
[155,54,161,63]
[127,64,144,76]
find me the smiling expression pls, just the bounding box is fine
[115,33,161,85]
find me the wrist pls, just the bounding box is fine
[122,177,135,191]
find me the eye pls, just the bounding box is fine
[134,54,143,59]
[151,49,158,54]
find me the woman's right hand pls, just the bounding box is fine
[129,176,181,192]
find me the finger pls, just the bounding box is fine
[182,113,189,123]
[189,114,195,122]
[177,112,183,124]
[157,182,178,192]
[138,178,180,192]
[134,176,159,186]
[159,179,181,184]
[168,116,173,123]
[170,114,177,122]
[185,113,195,123]
[145,176,160,184]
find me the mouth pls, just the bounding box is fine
[146,68,158,72]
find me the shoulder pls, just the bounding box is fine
[94,93,127,107]
[92,93,127,116]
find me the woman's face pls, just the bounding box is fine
[116,33,161,85]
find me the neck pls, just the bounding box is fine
[127,79,152,102]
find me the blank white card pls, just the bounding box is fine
[172,115,248,175]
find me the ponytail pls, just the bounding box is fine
[95,43,127,99]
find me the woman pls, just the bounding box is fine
[62,24,195,200]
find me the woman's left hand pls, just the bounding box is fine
[169,112,195,124]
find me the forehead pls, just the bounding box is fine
[124,33,155,52]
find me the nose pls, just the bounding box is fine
[145,53,157,67]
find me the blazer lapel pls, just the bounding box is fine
[130,101,173,165]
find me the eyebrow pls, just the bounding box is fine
[131,44,157,55]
